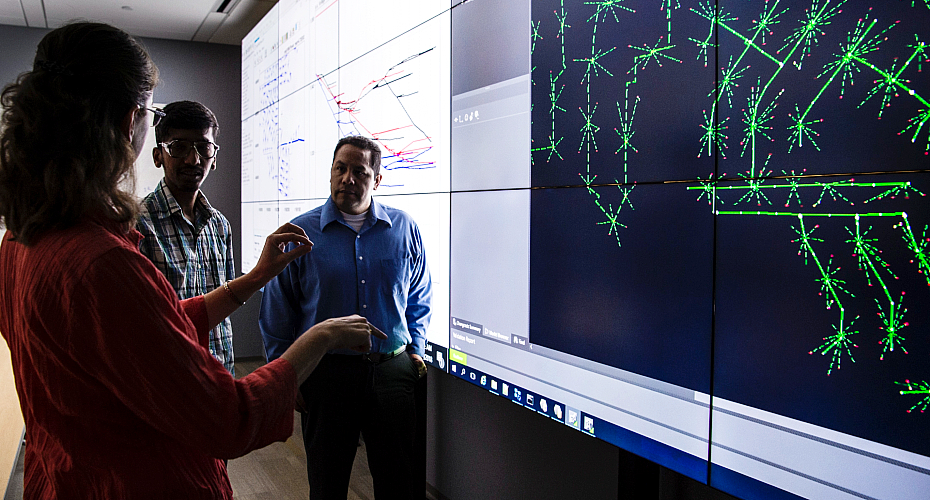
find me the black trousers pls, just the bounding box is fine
[300,352,420,500]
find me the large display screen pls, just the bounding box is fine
[243,1,930,498]
[241,0,450,354]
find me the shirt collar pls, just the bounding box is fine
[149,179,215,222]
[321,197,393,231]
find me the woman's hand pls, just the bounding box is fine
[249,222,313,284]
[283,315,388,384]
[202,223,312,330]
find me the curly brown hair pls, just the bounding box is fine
[0,22,159,246]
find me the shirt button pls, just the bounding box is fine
[361,279,366,284]
[357,235,360,239]
[363,304,368,308]
[359,256,363,260]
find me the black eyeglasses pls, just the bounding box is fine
[146,107,166,127]
[159,140,220,159]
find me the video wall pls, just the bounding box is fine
[240,0,450,352]
[243,1,930,499]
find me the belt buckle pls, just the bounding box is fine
[363,346,404,364]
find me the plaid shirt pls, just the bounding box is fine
[137,180,236,375]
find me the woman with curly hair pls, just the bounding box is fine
[0,22,383,499]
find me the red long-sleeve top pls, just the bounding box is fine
[0,218,297,499]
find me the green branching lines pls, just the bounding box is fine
[614,95,639,183]
[859,56,909,120]
[628,36,682,74]
[853,31,930,154]
[595,201,627,243]
[787,103,823,153]
[713,55,749,110]
[736,168,774,206]
[689,1,730,68]
[618,185,635,211]
[809,316,859,376]
[812,180,853,207]
[575,51,616,83]
[531,4,572,165]
[589,185,632,247]
[555,2,571,39]
[578,103,601,152]
[793,215,857,375]
[532,135,565,162]
[713,2,784,68]
[697,0,850,183]
[782,170,806,207]
[712,206,921,377]
[753,0,789,46]
[740,82,783,167]
[532,20,543,54]
[696,180,914,210]
[847,217,898,287]
[817,255,855,309]
[845,215,909,361]
[791,216,824,265]
[573,23,617,82]
[906,33,930,73]
[530,72,568,162]
[574,16,615,175]
[699,110,729,159]
[614,99,638,155]
[898,35,930,155]
[659,0,681,42]
[900,107,930,155]
[690,36,716,68]
[779,0,846,70]
[790,8,930,161]
[681,1,928,410]
[818,12,886,100]
[875,293,908,360]
[863,180,926,203]
[896,379,930,414]
[694,173,724,208]
[548,74,567,116]
[583,0,634,23]
[535,0,646,247]
[895,214,930,285]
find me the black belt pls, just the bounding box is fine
[361,345,406,364]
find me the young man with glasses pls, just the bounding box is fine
[136,100,237,375]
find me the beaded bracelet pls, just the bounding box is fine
[223,280,246,306]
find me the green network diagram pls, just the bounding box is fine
[530,0,930,413]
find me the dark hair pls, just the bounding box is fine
[0,22,158,246]
[333,136,382,175]
[154,100,219,143]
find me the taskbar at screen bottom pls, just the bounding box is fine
[447,359,708,483]
[422,342,448,371]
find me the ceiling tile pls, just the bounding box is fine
[210,0,276,45]
[0,0,26,26]
[0,0,277,45]
[44,0,217,41]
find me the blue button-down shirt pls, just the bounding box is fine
[259,197,432,361]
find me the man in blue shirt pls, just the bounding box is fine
[260,135,431,499]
